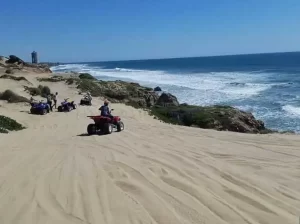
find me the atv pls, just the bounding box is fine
[80,95,92,106]
[86,109,124,135]
[30,100,50,115]
[57,98,77,112]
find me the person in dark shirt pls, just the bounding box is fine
[99,100,113,119]
[46,94,53,111]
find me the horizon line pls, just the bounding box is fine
[49,50,300,64]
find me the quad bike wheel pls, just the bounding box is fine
[73,104,77,109]
[104,123,113,134]
[41,109,47,115]
[58,106,63,112]
[116,121,124,132]
[87,124,97,135]
[30,108,35,114]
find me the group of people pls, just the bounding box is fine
[30,92,58,111]
[30,90,113,118]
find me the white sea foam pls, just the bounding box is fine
[50,64,280,105]
[282,105,300,116]
[50,63,300,132]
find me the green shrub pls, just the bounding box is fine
[37,76,64,82]
[0,127,9,133]
[0,74,29,83]
[0,115,25,133]
[79,73,95,80]
[38,85,51,97]
[0,90,30,103]
[5,69,14,74]
[150,105,235,127]
[24,85,51,97]
[77,79,103,96]
[24,86,41,96]
[66,78,75,85]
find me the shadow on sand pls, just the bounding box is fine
[76,132,107,137]
[20,110,30,114]
[77,133,90,137]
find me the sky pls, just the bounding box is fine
[1,0,300,63]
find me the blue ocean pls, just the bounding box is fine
[51,52,300,132]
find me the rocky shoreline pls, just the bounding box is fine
[42,71,280,134]
[0,55,53,74]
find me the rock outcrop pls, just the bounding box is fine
[39,74,272,134]
[156,92,179,106]
[5,55,25,64]
[40,75,159,108]
[150,104,271,134]
[0,55,52,73]
[154,86,162,91]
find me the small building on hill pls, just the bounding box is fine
[31,51,38,64]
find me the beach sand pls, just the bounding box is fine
[0,71,300,224]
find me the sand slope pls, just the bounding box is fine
[0,73,300,224]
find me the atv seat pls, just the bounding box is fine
[87,116,112,122]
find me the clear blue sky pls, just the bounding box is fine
[1,0,300,62]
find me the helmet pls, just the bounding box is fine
[104,99,109,106]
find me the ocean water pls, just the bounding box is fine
[51,52,300,132]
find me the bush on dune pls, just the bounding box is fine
[77,79,103,96]
[38,85,51,97]
[78,73,95,80]
[66,78,76,85]
[5,68,14,74]
[0,74,31,84]
[37,76,64,82]
[0,127,8,133]
[150,104,273,134]
[24,85,51,97]
[0,90,30,103]
[24,86,41,96]
[0,115,25,134]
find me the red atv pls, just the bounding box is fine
[86,109,124,135]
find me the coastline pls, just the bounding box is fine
[48,68,295,135]
[50,57,300,134]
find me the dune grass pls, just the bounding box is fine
[0,90,30,103]
[0,115,25,133]
[24,85,51,97]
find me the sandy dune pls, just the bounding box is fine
[0,72,300,224]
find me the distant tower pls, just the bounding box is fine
[31,51,38,64]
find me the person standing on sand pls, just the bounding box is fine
[52,92,58,109]
[47,94,53,111]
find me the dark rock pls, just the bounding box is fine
[150,104,271,134]
[5,55,25,65]
[23,63,52,73]
[156,93,179,107]
[154,86,162,91]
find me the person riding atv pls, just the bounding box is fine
[80,92,92,105]
[85,92,92,101]
[99,100,113,120]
